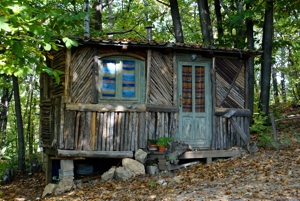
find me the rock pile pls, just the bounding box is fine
[42,149,148,198]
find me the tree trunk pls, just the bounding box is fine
[214,0,223,44]
[84,0,90,38]
[169,0,184,43]
[0,76,12,147]
[12,75,25,172]
[26,87,34,155]
[260,0,273,115]
[235,0,244,48]
[246,2,254,123]
[94,0,103,31]
[197,0,213,45]
[108,0,114,26]
[280,48,286,102]
[272,65,279,104]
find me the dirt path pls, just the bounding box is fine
[1,145,299,200]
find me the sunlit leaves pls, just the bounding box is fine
[0,0,84,78]
[62,37,78,49]
[0,17,11,32]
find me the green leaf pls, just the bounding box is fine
[62,37,78,49]
[43,43,51,51]
[11,41,24,57]
[0,17,11,32]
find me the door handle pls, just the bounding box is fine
[180,95,182,107]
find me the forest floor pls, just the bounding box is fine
[1,105,300,200]
[0,143,300,201]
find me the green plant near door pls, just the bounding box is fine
[156,137,173,147]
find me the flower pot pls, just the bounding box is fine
[158,145,166,152]
[148,144,158,152]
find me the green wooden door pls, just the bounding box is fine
[178,62,212,148]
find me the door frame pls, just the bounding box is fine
[177,60,212,148]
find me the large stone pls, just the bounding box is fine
[55,176,75,195]
[115,166,132,181]
[101,166,116,181]
[122,158,145,176]
[135,149,148,164]
[42,183,57,198]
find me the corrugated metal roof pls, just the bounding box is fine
[77,37,262,58]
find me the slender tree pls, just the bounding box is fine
[12,75,25,172]
[246,1,255,122]
[169,0,184,43]
[260,0,274,115]
[214,0,224,44]
[197,0,213,45]
[94,0,103,31]
[0,75,13,147]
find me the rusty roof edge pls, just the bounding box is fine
[76,38,262,57]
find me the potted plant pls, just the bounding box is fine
[148,139,158,152]
[157,137,173,152]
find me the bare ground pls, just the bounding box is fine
[0,144,299,201]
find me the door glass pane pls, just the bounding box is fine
[195,66,205,112]
[122,60,135,98]
[182,65,192,112]
[102,60,116,97]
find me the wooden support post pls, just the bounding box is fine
[206,157,212,164]
[45,154,52,184]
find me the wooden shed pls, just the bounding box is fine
[40,38,258,182]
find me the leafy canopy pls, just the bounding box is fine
[0,0,83,78]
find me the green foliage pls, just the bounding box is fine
[0,147,11,160]
[250,113,275,147]
[156,137,173,147]
[149,180,157,188]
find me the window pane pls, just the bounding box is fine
[182,65,192,112]
[102,60,116,97]
[195,66,205,112]
[122,60,135,98]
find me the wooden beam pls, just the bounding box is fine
[146,104,178,112]
[179,150,245,159]
[214,107,251,117]
[66,103,147,112]
[229,117,249,143]
[57,149,134,158]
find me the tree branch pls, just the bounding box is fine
[156,0,170,7]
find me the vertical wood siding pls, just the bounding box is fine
[62,111,176,151]
[213,115,249,149]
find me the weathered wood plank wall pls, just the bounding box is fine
[213,116,249,149]
[40,49,66,147]
[149,51,173,105]
[213,58,249,148]
[215,58,245,108]
[61,110,176,151]
[40,45,251,151]
[71,46,96,103]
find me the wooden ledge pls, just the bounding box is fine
[57,150,134,159]
[179,150,245,160]
[214,108,251,117]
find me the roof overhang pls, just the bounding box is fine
[75,38,262,59]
